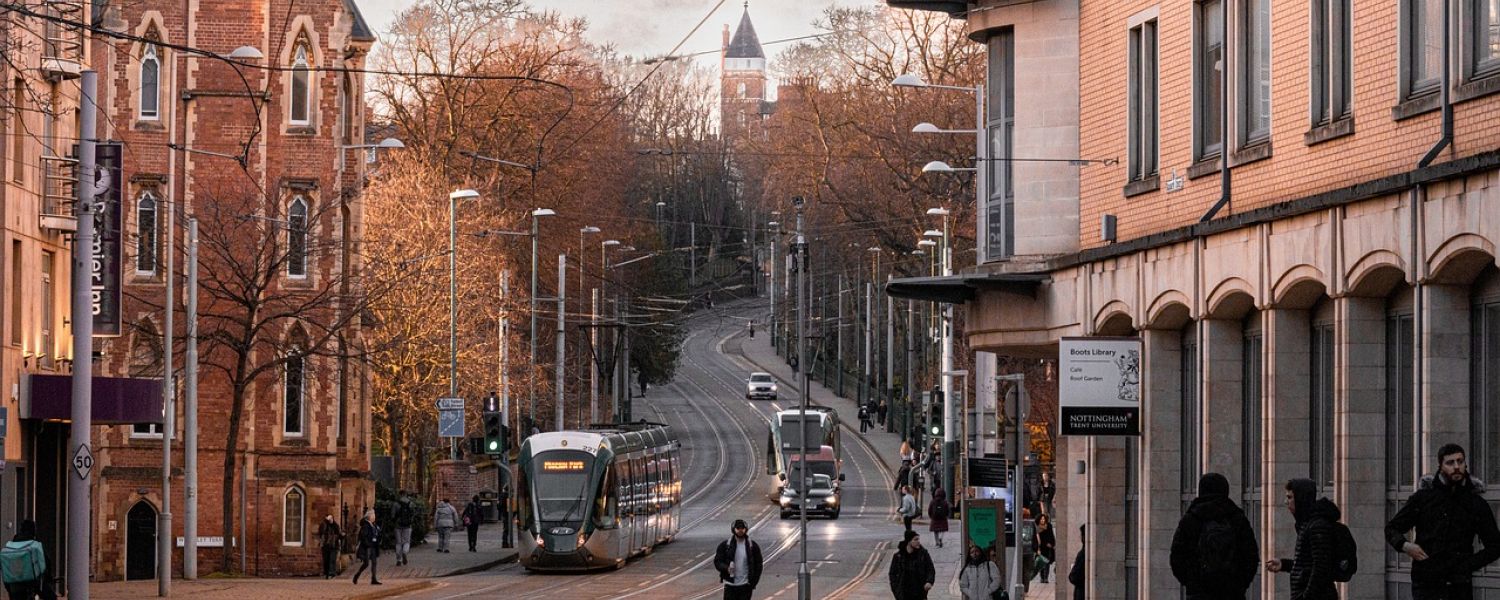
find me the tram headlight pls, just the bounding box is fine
[535,535,546,549]
[577,532,588,547]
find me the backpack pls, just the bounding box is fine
[395,501,415,528]
[0,542,38,584]
[1329,521,1358,582]
[1196,516,1238,581]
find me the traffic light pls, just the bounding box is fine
[929,388,944,437]
[483,411,505,456]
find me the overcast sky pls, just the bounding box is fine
[357,0,867,69]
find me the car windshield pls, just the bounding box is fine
[787,460,836,484]
[750,374,773,383]
[531,450,595,523]
[787,473,833,493]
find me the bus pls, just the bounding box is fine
[515,422,681,571]
[764,406,842,501]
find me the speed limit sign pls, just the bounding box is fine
[72,444,94,480]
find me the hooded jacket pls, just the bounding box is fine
[888,539,936,600]
[1385,472,1500,588]
[1280,497,1341,600]
[1170,473,1259,599]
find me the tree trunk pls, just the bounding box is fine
[220,376,248,573]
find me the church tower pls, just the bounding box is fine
[720,3,766,142]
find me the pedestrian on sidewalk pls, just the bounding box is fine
[928,487,951,548]
[1039,472,1057,517]
[877,400,888,427]
[1265,478,1340,600]
[899,485,919,532]
[888,530,936,600]
[713,519,764,600]
[1068,525,1086,600]
[859,404,872,433]
[434,498,458,553]
[394,491,415,566]
[1,519,45,600]
[895,460,913,492]
[900,439,916,463]
[352,509,382,585]
[1170,472,1259,599]
[500,485,514,548]
[959,544,1001,600]
[1033,513,1058,583]
[1385,443,1500,600]
[319,514,343,579]
[464,495,482,552]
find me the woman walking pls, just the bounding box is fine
[1032,513,1057,583]
[928,487,951,548]
[352,509,382,585]
[959,544,1002,599]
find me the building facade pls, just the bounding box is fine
[889,0,1500,598]
[720,5,768,142]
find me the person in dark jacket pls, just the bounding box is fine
[1171,472,1260,599]
[319,514,343,579]
[1266,478,1337,600]
[352,509,381,585]
[889,530,936,599]
[713,520,764,600]
[1068,524,1086,600]
[895,461,913,492]
[1033,513,1058,584]
[463,495,482,552]
[928,487,951,548]
[1386,443,1500,600]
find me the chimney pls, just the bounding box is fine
[722,24,730,70]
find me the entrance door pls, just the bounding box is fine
[126,501,156,580]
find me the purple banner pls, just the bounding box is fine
[91,142,123,336]
[25,374,162,424]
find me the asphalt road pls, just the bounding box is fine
[400,303,900,599]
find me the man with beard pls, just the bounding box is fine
[1387,443,1500,600]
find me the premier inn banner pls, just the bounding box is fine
[91,142,123,336]
[1059,337,1142,435]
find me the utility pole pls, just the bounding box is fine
[621,297,632,422]
[500,271,510,446]
[794,197,811,600]
[689,221,696,287]
[836,273,844,396]
[555,255,566,430]
[769,230,776,350]
[184,217,200,579]
[886,275,895,432]
[590,288,599,424]
[864,280,873,408]
[159,147,176,597]
[68,69,97,600]
[905,299,916,444]
[530,214,539,432]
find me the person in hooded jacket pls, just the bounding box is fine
[1068,525,1086,600]
[1,520,45,600]
[1386,443,1500,600]
[928,487,951,548]
[889,530,936,600]
[1170,472,1260,599]
[959,544,1001,599]
[1266,478,1338,600]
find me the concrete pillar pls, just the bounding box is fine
[1263,307,1311,599]
[1201,319,1245,482]
[1088,436,1129,600]
[1422,284,1470,459]
[1140,328,1183,598]
[1335,295,1388,597]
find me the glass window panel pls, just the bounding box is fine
[1410,0,1445,92]
[1242,0,1272,143]
[1197,0,1224,157]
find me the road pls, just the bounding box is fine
[399,303,900,599]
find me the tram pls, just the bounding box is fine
[516,422,681,571]
[764,406,842,501]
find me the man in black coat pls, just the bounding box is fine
[1171,472,1260,599]
[714,519,764,600]
[888,530,936,599]
[1386,443,1500,600]
[1266,478,1339,600]
[1068,525,1085,600]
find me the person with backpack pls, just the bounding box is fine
[1266,478,1351,600]
[463,495,483,552]
[859,404,872,433]
[959,543,1002,599]
[352,509,382,585]
[1,520,45,600]
[433,498,458,553]
[1385,443,1500,600]
[1170,472,1259,599]
[899,485,920,532]
[713,519,764,600]
[394,491,415,566]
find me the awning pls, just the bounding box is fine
[884,272,1048,304]
[23,374,164,424]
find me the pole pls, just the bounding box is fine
[996,374,1030,599]
[530,214,539,430]
[905,300,916,444]
[449,192,460,459]
[159,145,176,596]
[794,201,810,600]
[836,273,844,396]
[940,215,956,497]
[689,221,696,287]
[501,271,511,448]
[590,288,599,424]
[621,297,631,422]
[555,254,566,431]
[770,233,777,350]
[184,217,200,579]
[865,280,873,408]
[68,69,97,600]
[886,275,895,432]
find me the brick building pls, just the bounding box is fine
[720,5,768,141]
[888,0,1500,598]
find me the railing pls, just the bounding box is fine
[40,0,85,80]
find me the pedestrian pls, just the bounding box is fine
[749,323,755,338]
[877,400,888,427]
[352,509,382,585]
[394,491,414,566]
[499,485,514,548]
[790,355,799,375]
[928,487,951,548]
[319,514,343,579]
[888,530,936,600]
[909,468,925,513]
[959,544,1002,600]
[899,485,919,532]
[899,439,915,462]
[1068,525,1086,600]
[1170,472,1259,599]
[859,404,872,433]
[713,519,764,600]
[0,519,45,600]
[1033,513,1057,583]
[433,498,458,553]
[464,495,482,552]
[1386,443,1500,600]
[895,460,913,492]
[1265,478,1340,600]
[1039,472,1057,516]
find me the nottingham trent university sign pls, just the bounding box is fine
[1059,337,1142,436]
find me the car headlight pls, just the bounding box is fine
[780,496,793,507]
[826,495,838,505]
[770,385,778,392]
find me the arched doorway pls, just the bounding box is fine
[126,501,156,580]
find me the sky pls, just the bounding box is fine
[356,0,866,70]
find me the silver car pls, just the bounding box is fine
[746,372,777,400]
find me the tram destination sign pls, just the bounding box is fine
[1059,336,1142,436]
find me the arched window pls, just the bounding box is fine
[282,486,305,546]
[289,44,311,125]
[136,192,157,274]
[340,75,355,144]
[287,197,308,277]
[284,342,305,437]
[140,43,160,120]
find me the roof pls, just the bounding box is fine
[345,0,376,42]
[724,7,764,59]
[884,272,1049,304]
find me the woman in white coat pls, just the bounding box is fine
[959,544,1002,599]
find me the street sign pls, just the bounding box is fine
[436,397,464,411]
[1059,336,1143,435]
[72,444,94,480]
[968,457,1009,488]
[438,409,464,438]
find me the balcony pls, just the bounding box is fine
[41,155,77,231]
[40,1,84,81]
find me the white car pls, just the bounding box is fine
[746,372,778,400]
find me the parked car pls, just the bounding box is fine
[746,372,778,400]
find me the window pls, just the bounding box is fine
[287,197,308,278]
[1196,0,1225,158]
[1128,19,1159,181]
[284,346,305,436]
[1387,292,1417,587]
[1310,315,1335,489]
[282,487,305,546]
[40,252,52,371]
[130,325,164,437]
[140,43,160,120]
[136,192,158,274]
[1406,0,1445,97]
[1310,0,1352,124]
[12,79,24,183]
[986,30,1015,260]
[9,241,20,345]
[1124,436,1140,600]
[1470,0,1500,77]
[1471,271,1500,585]
[1240,0,1272,145]
[737,82,746,97]
[1241,314,1264,600]
[290,44,311,125]
[339,76,354,145]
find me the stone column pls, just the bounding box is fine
[1201,319,1245,482]
[1422,284,1470,459]
[1140,328,1183,598]
[1088,436,1129,600]
[1336,295,1388,597]
[1264,307,1312,599]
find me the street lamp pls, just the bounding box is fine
[448,189,481,459]
[529,207,556,430]
[925,206,957,498]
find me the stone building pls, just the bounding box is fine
[720,4,768,141]
[888,0,1500,598]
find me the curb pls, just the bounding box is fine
[348,580,436,600]
[439,552,517,577]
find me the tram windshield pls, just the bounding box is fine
[778,416,828,451]
[532,450,595,522]
[786,461,836,486]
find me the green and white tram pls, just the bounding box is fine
[516,422,681,571]
[764,405,842,501]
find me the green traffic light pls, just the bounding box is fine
[930,425,940,435]
[487,440,499,451]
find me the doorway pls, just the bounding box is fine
[126,501,156,580]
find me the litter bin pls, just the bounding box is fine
[479,490,500,523]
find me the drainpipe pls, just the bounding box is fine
[1199,3,1233,223]
[1411,0,1451,467]
[1418,0,1453,169]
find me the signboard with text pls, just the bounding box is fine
[90,142,123,336]
[1059,336,1142,435]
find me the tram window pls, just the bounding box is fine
[646,457,658,514]
[517,466,533,529]
[533,450,593,522]
[594,466,617,529]
[618,458,632,517]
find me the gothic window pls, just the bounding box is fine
[136,192,157,274]
[283,486,305,545]
[287,197,308,278]
[284,338,305,437]
[290,43,311,126]
[140,43,161,120]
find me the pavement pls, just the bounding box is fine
[89,522,516,599]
